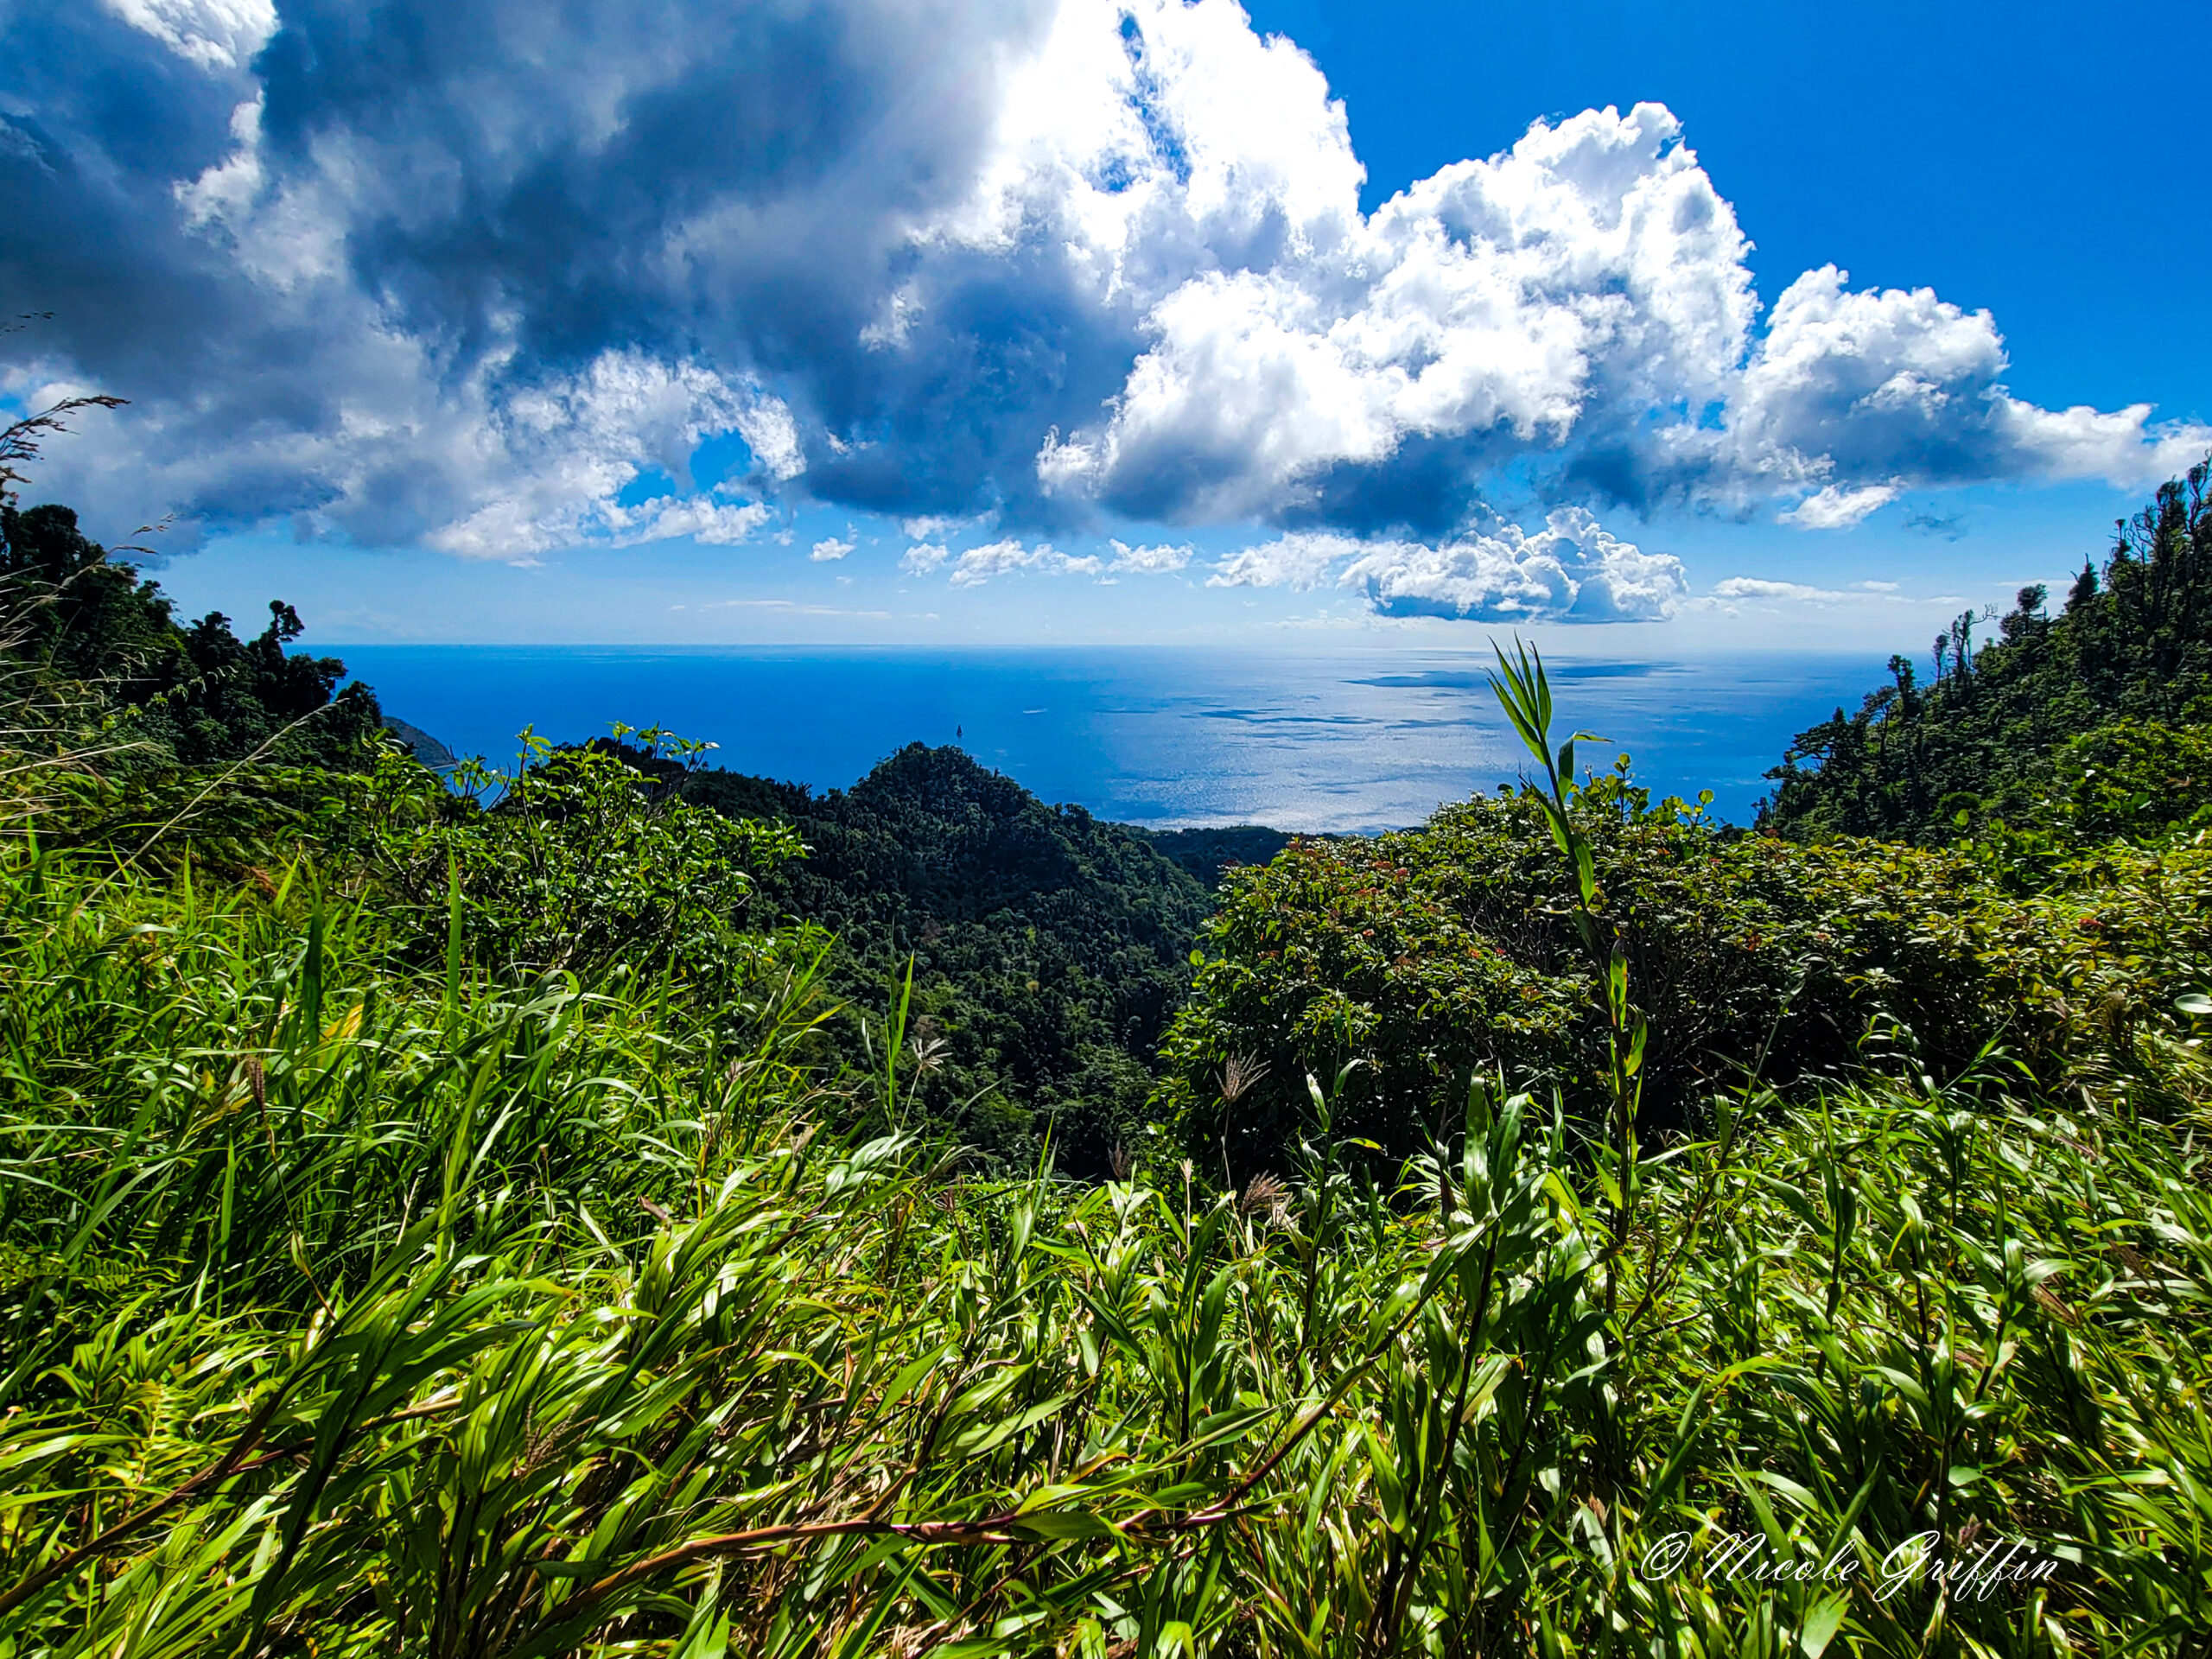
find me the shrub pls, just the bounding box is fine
[1154,780,2022,1174]
[2031,718,2212,842]
[359,728,805,994]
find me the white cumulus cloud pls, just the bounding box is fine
[1037,99,1756,528]
[1210,532,1365,593]
[1696,268,2211,523]
[943,538,1105,588]
[404,353,785,558]
[1210,508,1684,622]
[1778,485,1903,531]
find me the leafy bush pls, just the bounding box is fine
[2027,718,2212,842]
[1154,778,2033,1173]
[1160,787,2212,1182]
[359,728,804,993]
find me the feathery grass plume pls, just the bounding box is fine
[1216,1052,1268,1187]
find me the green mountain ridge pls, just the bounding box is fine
[674,743,1220,1174]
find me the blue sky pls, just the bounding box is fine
[5,0,2206,653]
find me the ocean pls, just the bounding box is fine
[333,645,1885,832]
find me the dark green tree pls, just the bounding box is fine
[1761,461,2212,842]
[1,502,383,769]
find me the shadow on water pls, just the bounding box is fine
[1352,661,1675,690]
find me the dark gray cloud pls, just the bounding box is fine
[3,0,1100,546]
[3,0,2203,580]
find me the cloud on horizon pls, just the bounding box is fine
[1210,508,1687,621]
[3,0,2206,621]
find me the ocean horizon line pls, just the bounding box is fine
[333,643,1886,834]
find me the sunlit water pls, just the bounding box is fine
[335,645,1884,832]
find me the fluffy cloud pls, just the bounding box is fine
[3,0,1033,546]
[944,538,1103,588]
[1211,532,1368,593]
[103,0,275,71]
[1689,268,2212,518]
[1209,508,1683,621]
[1777,484,1902,531]
[1038,101,1754,530]
[1108,538,1192,574]
[410,354,790,558]
[809,535,855,562]
[5,0,2204,579]
[603,495,772,550]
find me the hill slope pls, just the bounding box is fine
[1133,823,1295,887]
[679,743,1214,1173]
[1760,461,2212,841]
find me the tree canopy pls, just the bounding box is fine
[675,742,1217,1174]
[1760,461,2212,841]
[3,501,383,771]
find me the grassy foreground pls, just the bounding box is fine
[1,820,2209,1657]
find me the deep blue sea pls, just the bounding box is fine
[334,646,1885,832]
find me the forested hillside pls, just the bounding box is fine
[677,745,1213,1174]
[1761,460,2212,841]
[3,500,385,772]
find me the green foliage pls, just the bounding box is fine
[1,501,384,777]
[1763,461,2212,842]
[361,727,804,992]
[1,836,2208,1653]
[1159,779,2212,1187]
[2035,719,2212,842]
[677,743,1213,1174]
[1154,780,2037,1173]
[1135,824,1297,889]
[4,443,2210,1653]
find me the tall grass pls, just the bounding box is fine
[2,830,2209,1656]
